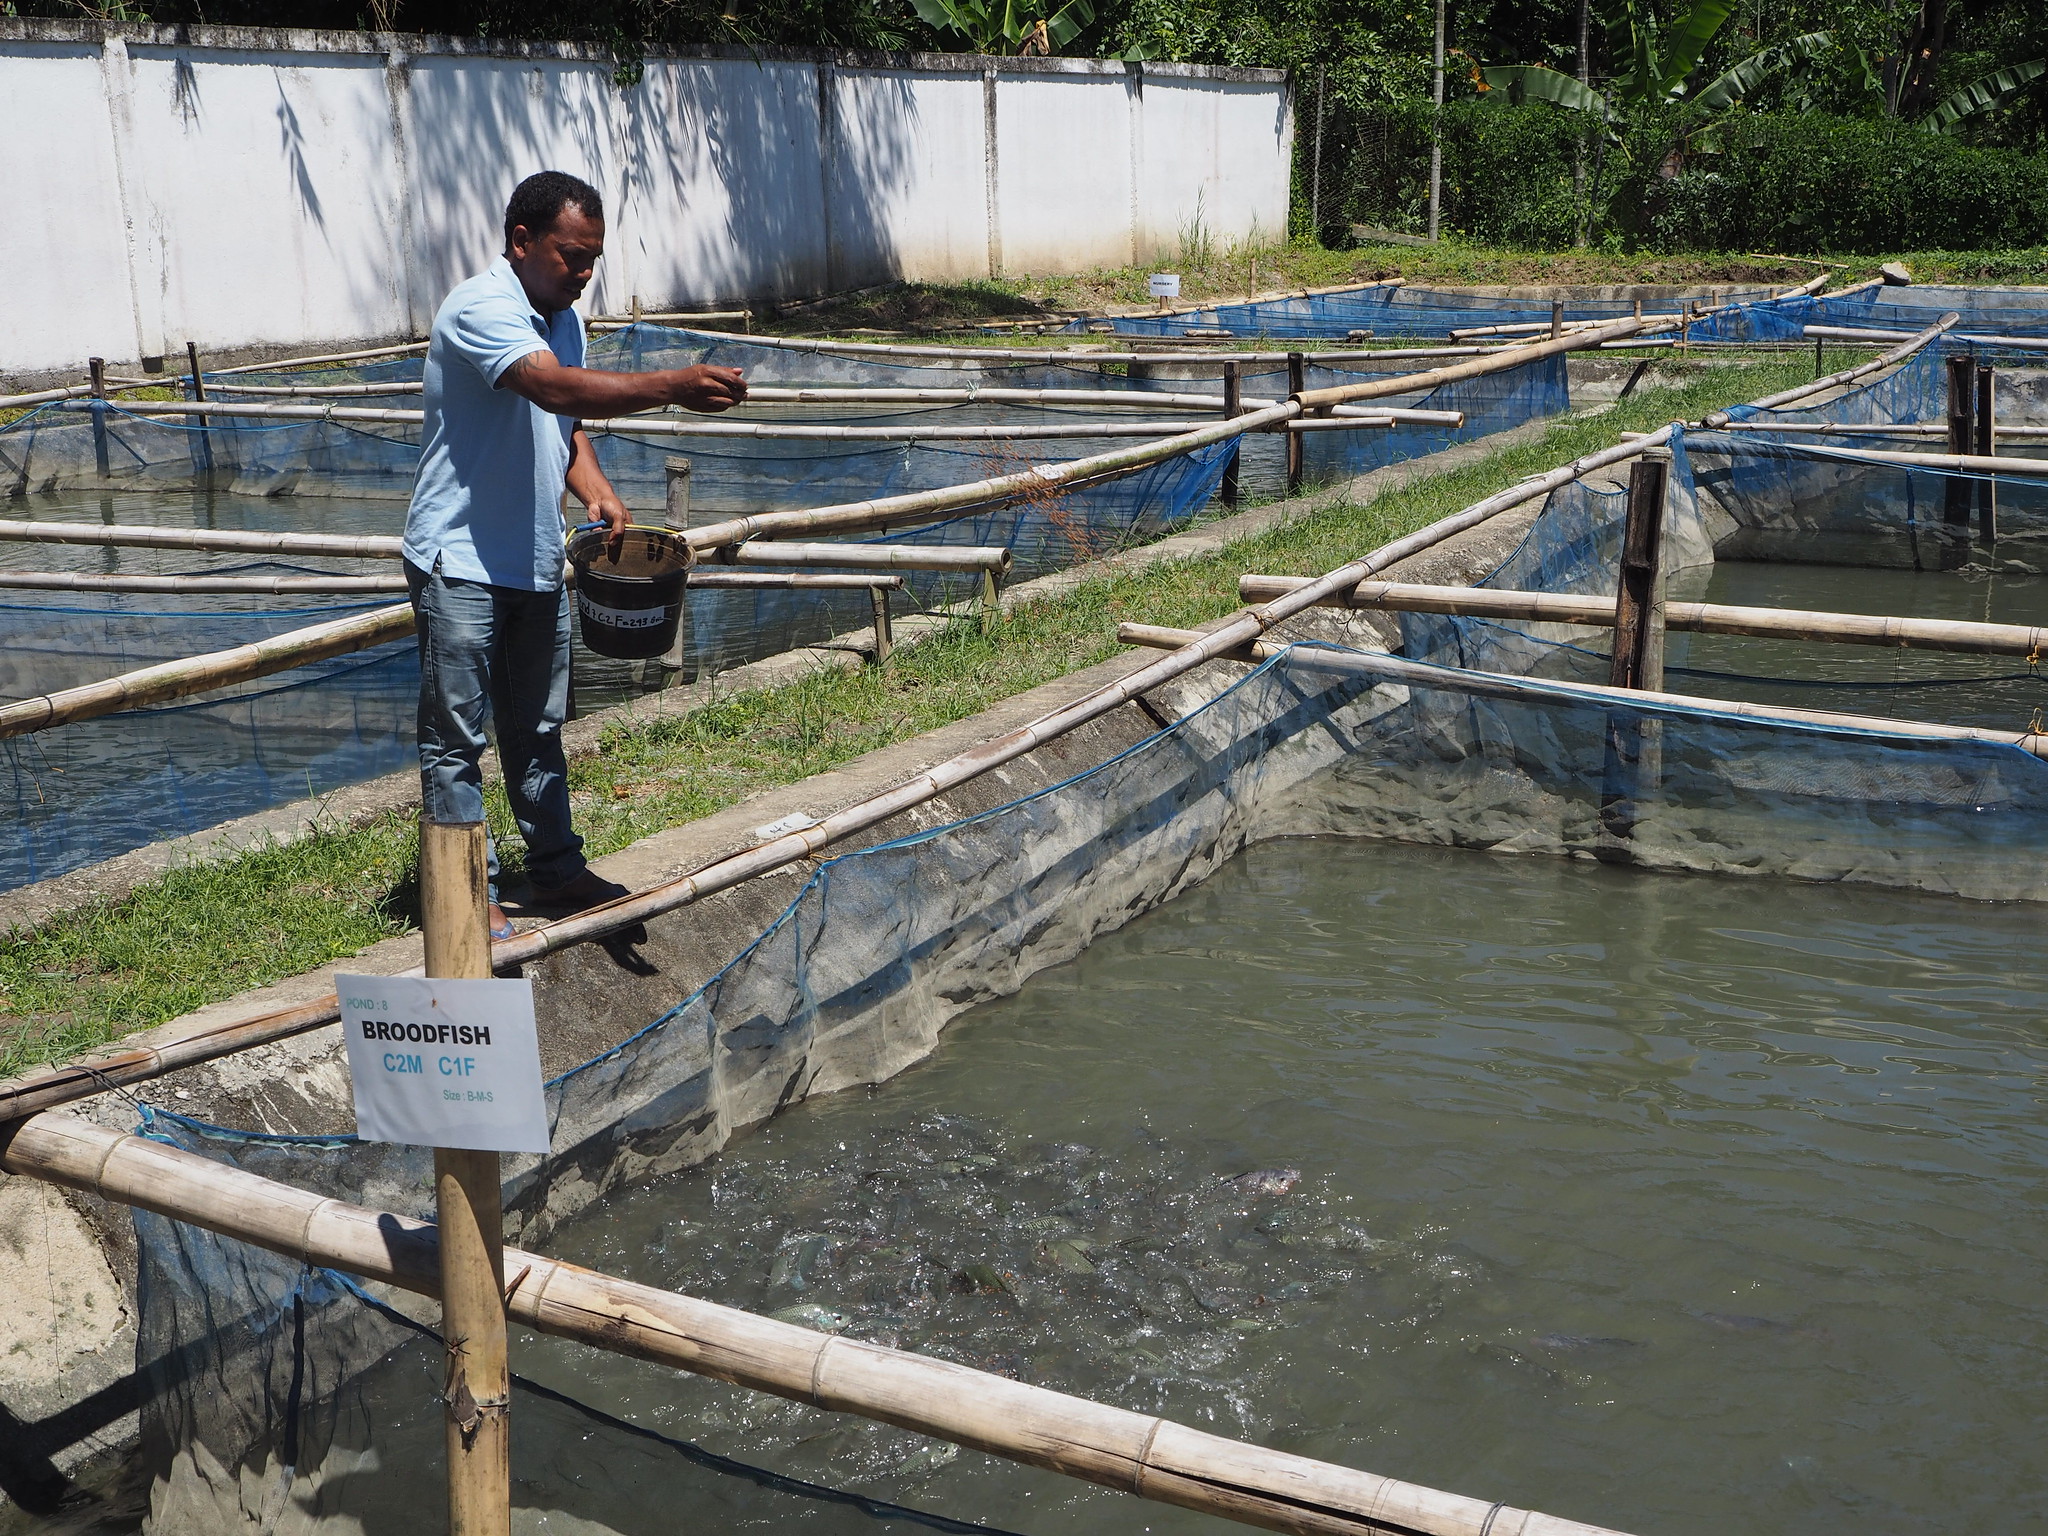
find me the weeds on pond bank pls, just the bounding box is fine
[0,356,1812,1076]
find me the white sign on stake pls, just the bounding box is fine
[1148,272,1181,299]
[336,974,551,1154]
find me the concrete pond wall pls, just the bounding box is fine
[0,19,1292,381]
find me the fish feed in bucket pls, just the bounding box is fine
[567,525,693,659]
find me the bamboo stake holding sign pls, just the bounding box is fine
[349,821,551,1536]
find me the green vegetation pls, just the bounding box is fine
[0,353,1814,1079]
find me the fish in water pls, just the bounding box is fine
[1221,1168,1301,1196]
[769,1234,831,1292]
[1532,1334,1644,1353]
[771,1303,852,1333]
[1697,1311,1832,1342]
[950,1263,1011,1295]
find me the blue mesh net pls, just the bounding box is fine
[0,326,1566,894]
[1071,285,1776,340]
[122,629,2048,1530]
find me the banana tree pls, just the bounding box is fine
[1479,0,1832,121]
[909,0,1096,56]
[1921,58,2046,132]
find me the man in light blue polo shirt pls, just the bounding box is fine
[405,170,747,940]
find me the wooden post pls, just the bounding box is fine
[1814,335,1824,379]
[980,568,1000,634]
[1220,360,1242,507]
[1549,298,1563,340]
[869,584,893,663]
[185,341,216,488]
[1609,448,1669,691]
[1601,447,1668,856]
[660,457,694,680]
[1944,353,1975,564]
[418,820,511,1536]
[1975,361,1997,545]
[87,357,110,480]
[1285,352,1306,492]
[1631,297,1642,320]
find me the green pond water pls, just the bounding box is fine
[512,835,2048,1536]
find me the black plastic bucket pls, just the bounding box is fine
[566,525,694,660]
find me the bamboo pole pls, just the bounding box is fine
[0,519,405,558]
[720,542,1010,573]
[1233,576,2048,657]
[204,380,426,398]
[1706,441,2048,478]
[210,340,429,374]
[417,821,511,1536]
[1112,623,2048,755]
[676,398,1303,551]
[1801,323,2048,350]
[0,602,415,741]
[1701,314,1960,426]
[689,572,905,591]
[1816,277,1885,301]
[1291,316,1655,411]
[0,1108,1634,1536]
[0,571,406,595]
[1702,422,2048,439]
[632,330,1603,368]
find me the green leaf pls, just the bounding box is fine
[1690,31,1834,114]
[1480,64,1612,118]
[1656,0,1735,97]
[1924,58,2046,132]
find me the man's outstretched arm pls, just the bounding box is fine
[501,349,747,417]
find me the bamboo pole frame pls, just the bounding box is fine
[689,572,905,591]
[1233,576,2048,657]
[1802,324,2048,350]
[1113,623,2048,755]
[720,542,1010,574]
[418,821,511,1536]
[1700,314,1960,426]
[0,340,1748,1122]
[0,602,415,741]
[0,1108,1634,1536]
[1291,316,1656,412]
[0,571,406,595]
[1706,441,2048,478]
[0,520,404,558]
[210,340,429,374]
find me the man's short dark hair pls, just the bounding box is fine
[504,171,603,245]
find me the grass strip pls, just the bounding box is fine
[0,356,1811,1075]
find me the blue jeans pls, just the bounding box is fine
[405,559,585,900]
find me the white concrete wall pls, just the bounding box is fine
[0,23,1292,379]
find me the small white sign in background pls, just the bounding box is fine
[337,974,551,1153]
[1148,272,1181,298]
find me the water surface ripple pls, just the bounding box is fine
[539,838,2048,1536]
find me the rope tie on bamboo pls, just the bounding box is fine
[1478,1502,1508,1536]
[1130,1414,1168,1495]
[442,1336,509,1447]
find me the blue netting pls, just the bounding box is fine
[1072,284,1776,340]
[1695,289,2048,348]
[125,628,2048,1529]
[1401,394,2048,732]
[0,325,1567,894]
